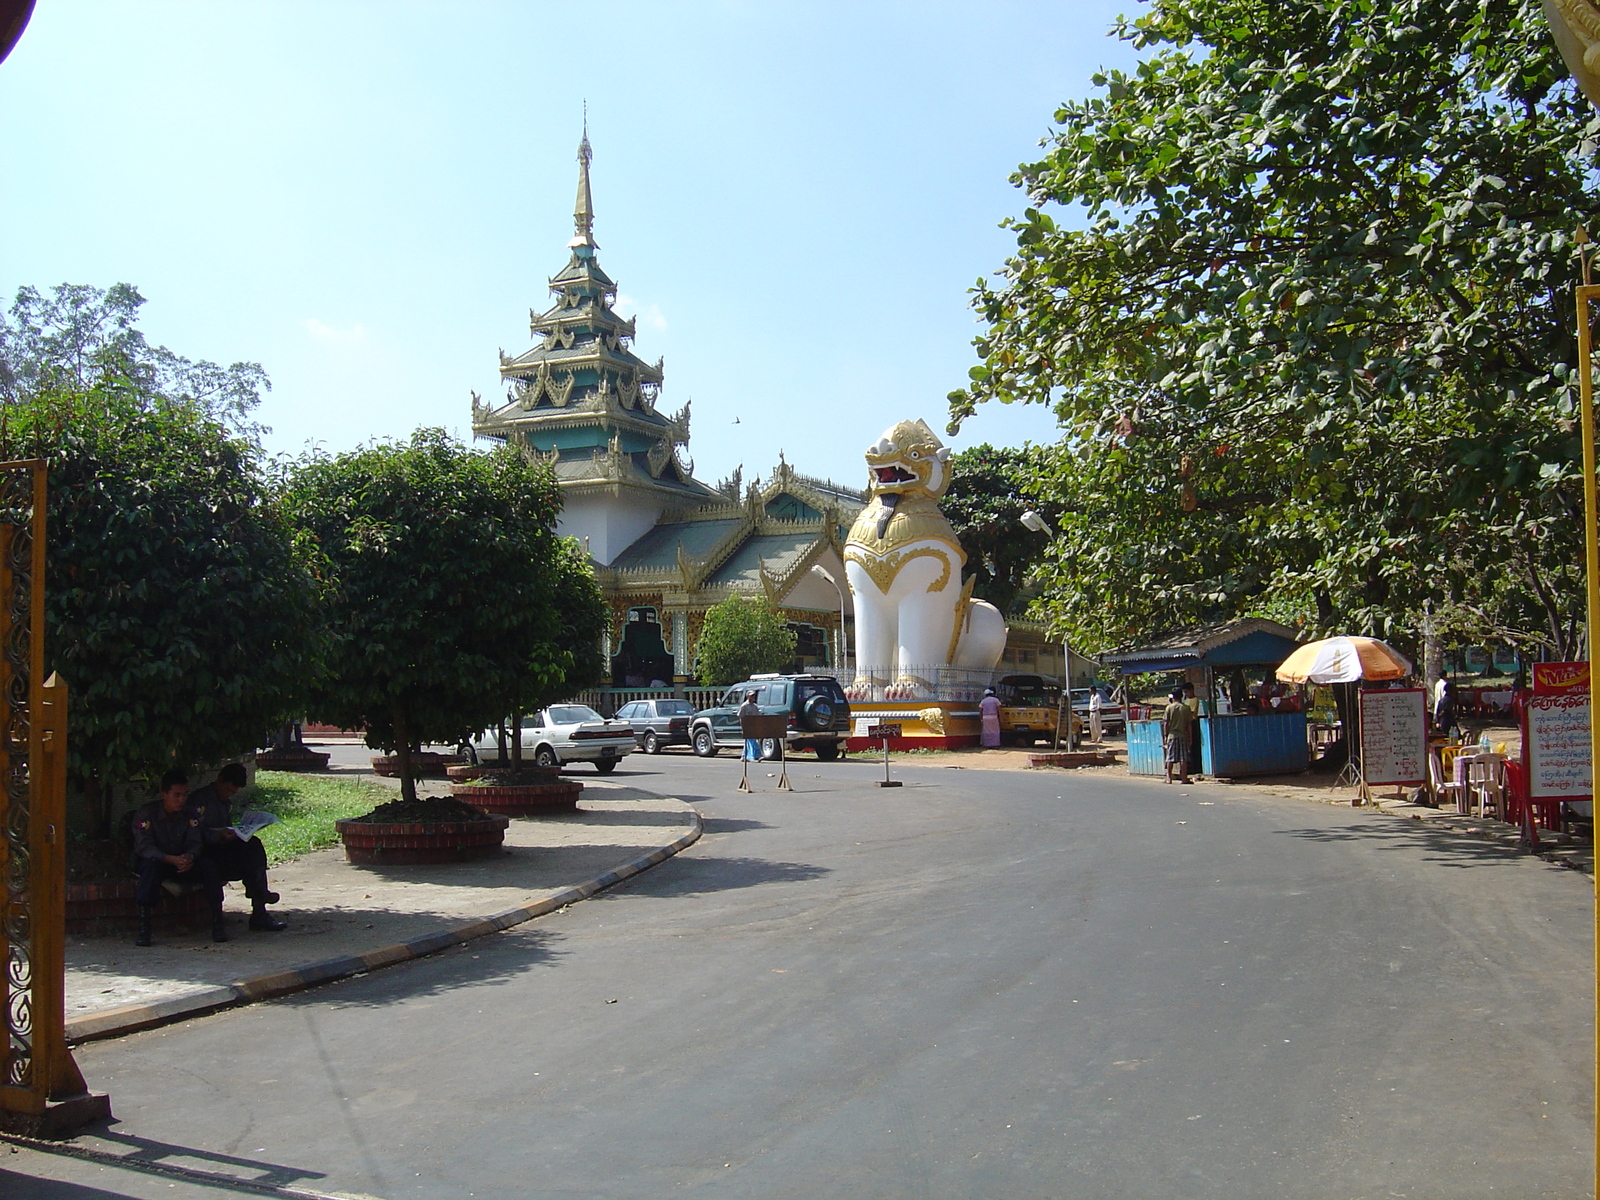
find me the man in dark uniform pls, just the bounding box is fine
[190,762,286,932]
[132,768,225,946]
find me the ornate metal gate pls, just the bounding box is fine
[0,459,106,1135]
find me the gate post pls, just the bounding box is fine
[0,459,108,1136]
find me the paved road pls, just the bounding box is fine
[9,752,1593,1198]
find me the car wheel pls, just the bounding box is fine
[533,745,559,769]
[595,759,618,773]
[693,727,718,757]
[458,743,478,766]
[760,737,783,761]
[814,742,840,762]
[643,731,661,755]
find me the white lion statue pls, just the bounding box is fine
[843,419,1007,701]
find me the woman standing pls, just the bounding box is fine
[979,687,1003,748]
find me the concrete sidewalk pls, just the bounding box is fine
[64,780,700,1041]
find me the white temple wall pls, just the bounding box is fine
[557,494,665,565]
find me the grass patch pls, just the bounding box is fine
[248,771,394,865]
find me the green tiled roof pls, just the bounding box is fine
[705,533,816,586]
[607,519,744,571]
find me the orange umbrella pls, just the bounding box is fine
[1275,636,1413,684]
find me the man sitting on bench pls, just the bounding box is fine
[191,763,286,932]
[133,768,225,946]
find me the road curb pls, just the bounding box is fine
[65,808,702,1044]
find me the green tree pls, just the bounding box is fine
[940,443,1053,617]
[695,595,796,687]
[0,383,324,833]
[1,283,270,443]
[949,0,1597,658]
[285,430,602,800]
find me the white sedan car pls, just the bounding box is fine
[459,704,636,773]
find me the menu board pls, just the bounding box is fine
[1525,693,1592,800]
[1359,688,1427,787]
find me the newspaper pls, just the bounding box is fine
[229,809,280,841]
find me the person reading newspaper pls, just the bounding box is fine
[191,762,286,931]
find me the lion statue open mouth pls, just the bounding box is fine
[842,419,1006,701]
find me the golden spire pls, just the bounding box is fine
[572,108,596,249]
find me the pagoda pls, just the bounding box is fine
[471,128,716,564]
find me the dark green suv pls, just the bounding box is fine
[690,674,851,761]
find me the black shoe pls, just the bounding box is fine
[212,917,229,943]
[135,907,153,947]
[249,912,286,932]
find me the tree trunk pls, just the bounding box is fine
[85,776,109,841]
[510,713,523,772]
[1422,603,1442,705]
[392,703,416,803]
[496,720,508,767]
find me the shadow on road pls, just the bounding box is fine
[613,854,830,898]
[1278,820,1537,869]
[699,816,775,834]
[2,1127,334,1197]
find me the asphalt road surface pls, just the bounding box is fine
[8,751,1593,1199]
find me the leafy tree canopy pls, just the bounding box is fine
[940,443,1054,616]
[0,382,325,825]
[284,430,603,800]
[949,0,1597,659]
[0,283,269,442]
[695,595,797,687]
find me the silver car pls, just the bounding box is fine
[460,704,636,773]
[613,697,697,754]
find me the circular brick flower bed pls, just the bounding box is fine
[255,745,331,772]
[370,752,461,778]
[448,777,583,815]
[336,797,509,865]
[445,762,561,783]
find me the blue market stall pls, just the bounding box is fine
[1107,619,1308,778]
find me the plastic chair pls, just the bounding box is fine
[1465,752,1506,820]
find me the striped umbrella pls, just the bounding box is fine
[1274,636,1413,684]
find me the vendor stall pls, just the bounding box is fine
[1106,619,1307,778]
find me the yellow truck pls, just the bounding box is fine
[995,675,1080,747]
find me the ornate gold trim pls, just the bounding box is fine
[844,545,954,594]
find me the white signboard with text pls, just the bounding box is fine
[1526,693,1592,800]
[1359,688,1427,787]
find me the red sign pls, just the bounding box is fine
[1533,662,1589,695]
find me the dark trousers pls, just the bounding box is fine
[135,856,223,908]
[203,837,271,900]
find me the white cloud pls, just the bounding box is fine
[302,317,368,343]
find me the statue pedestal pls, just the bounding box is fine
[844,700,981,752]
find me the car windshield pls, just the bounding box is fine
[548,705,602,725]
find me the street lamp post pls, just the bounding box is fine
[1020,510,1075,751]
[810,564,848,675]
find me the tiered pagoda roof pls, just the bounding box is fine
[472,130,714,502]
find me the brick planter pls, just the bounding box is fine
[65,880,210,936]
[1028,750,1120,769]
[370,752,461,778]
[335,814,509,865]
[448,779,583,815]
[255,745,331,772]
[446,763,561,783]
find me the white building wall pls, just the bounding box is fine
[557,494,665,565]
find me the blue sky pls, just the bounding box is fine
[1,1,1140,489]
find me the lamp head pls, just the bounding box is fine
[1020,510,1050,535]
[810,564,837,585]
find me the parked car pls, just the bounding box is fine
[1070,687,1125,735]
[690,673,851,761]
[614,697,698,754]
[459,704,636,772]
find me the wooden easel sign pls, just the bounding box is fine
[738,713,791,792]
[1358,687,1427,803]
